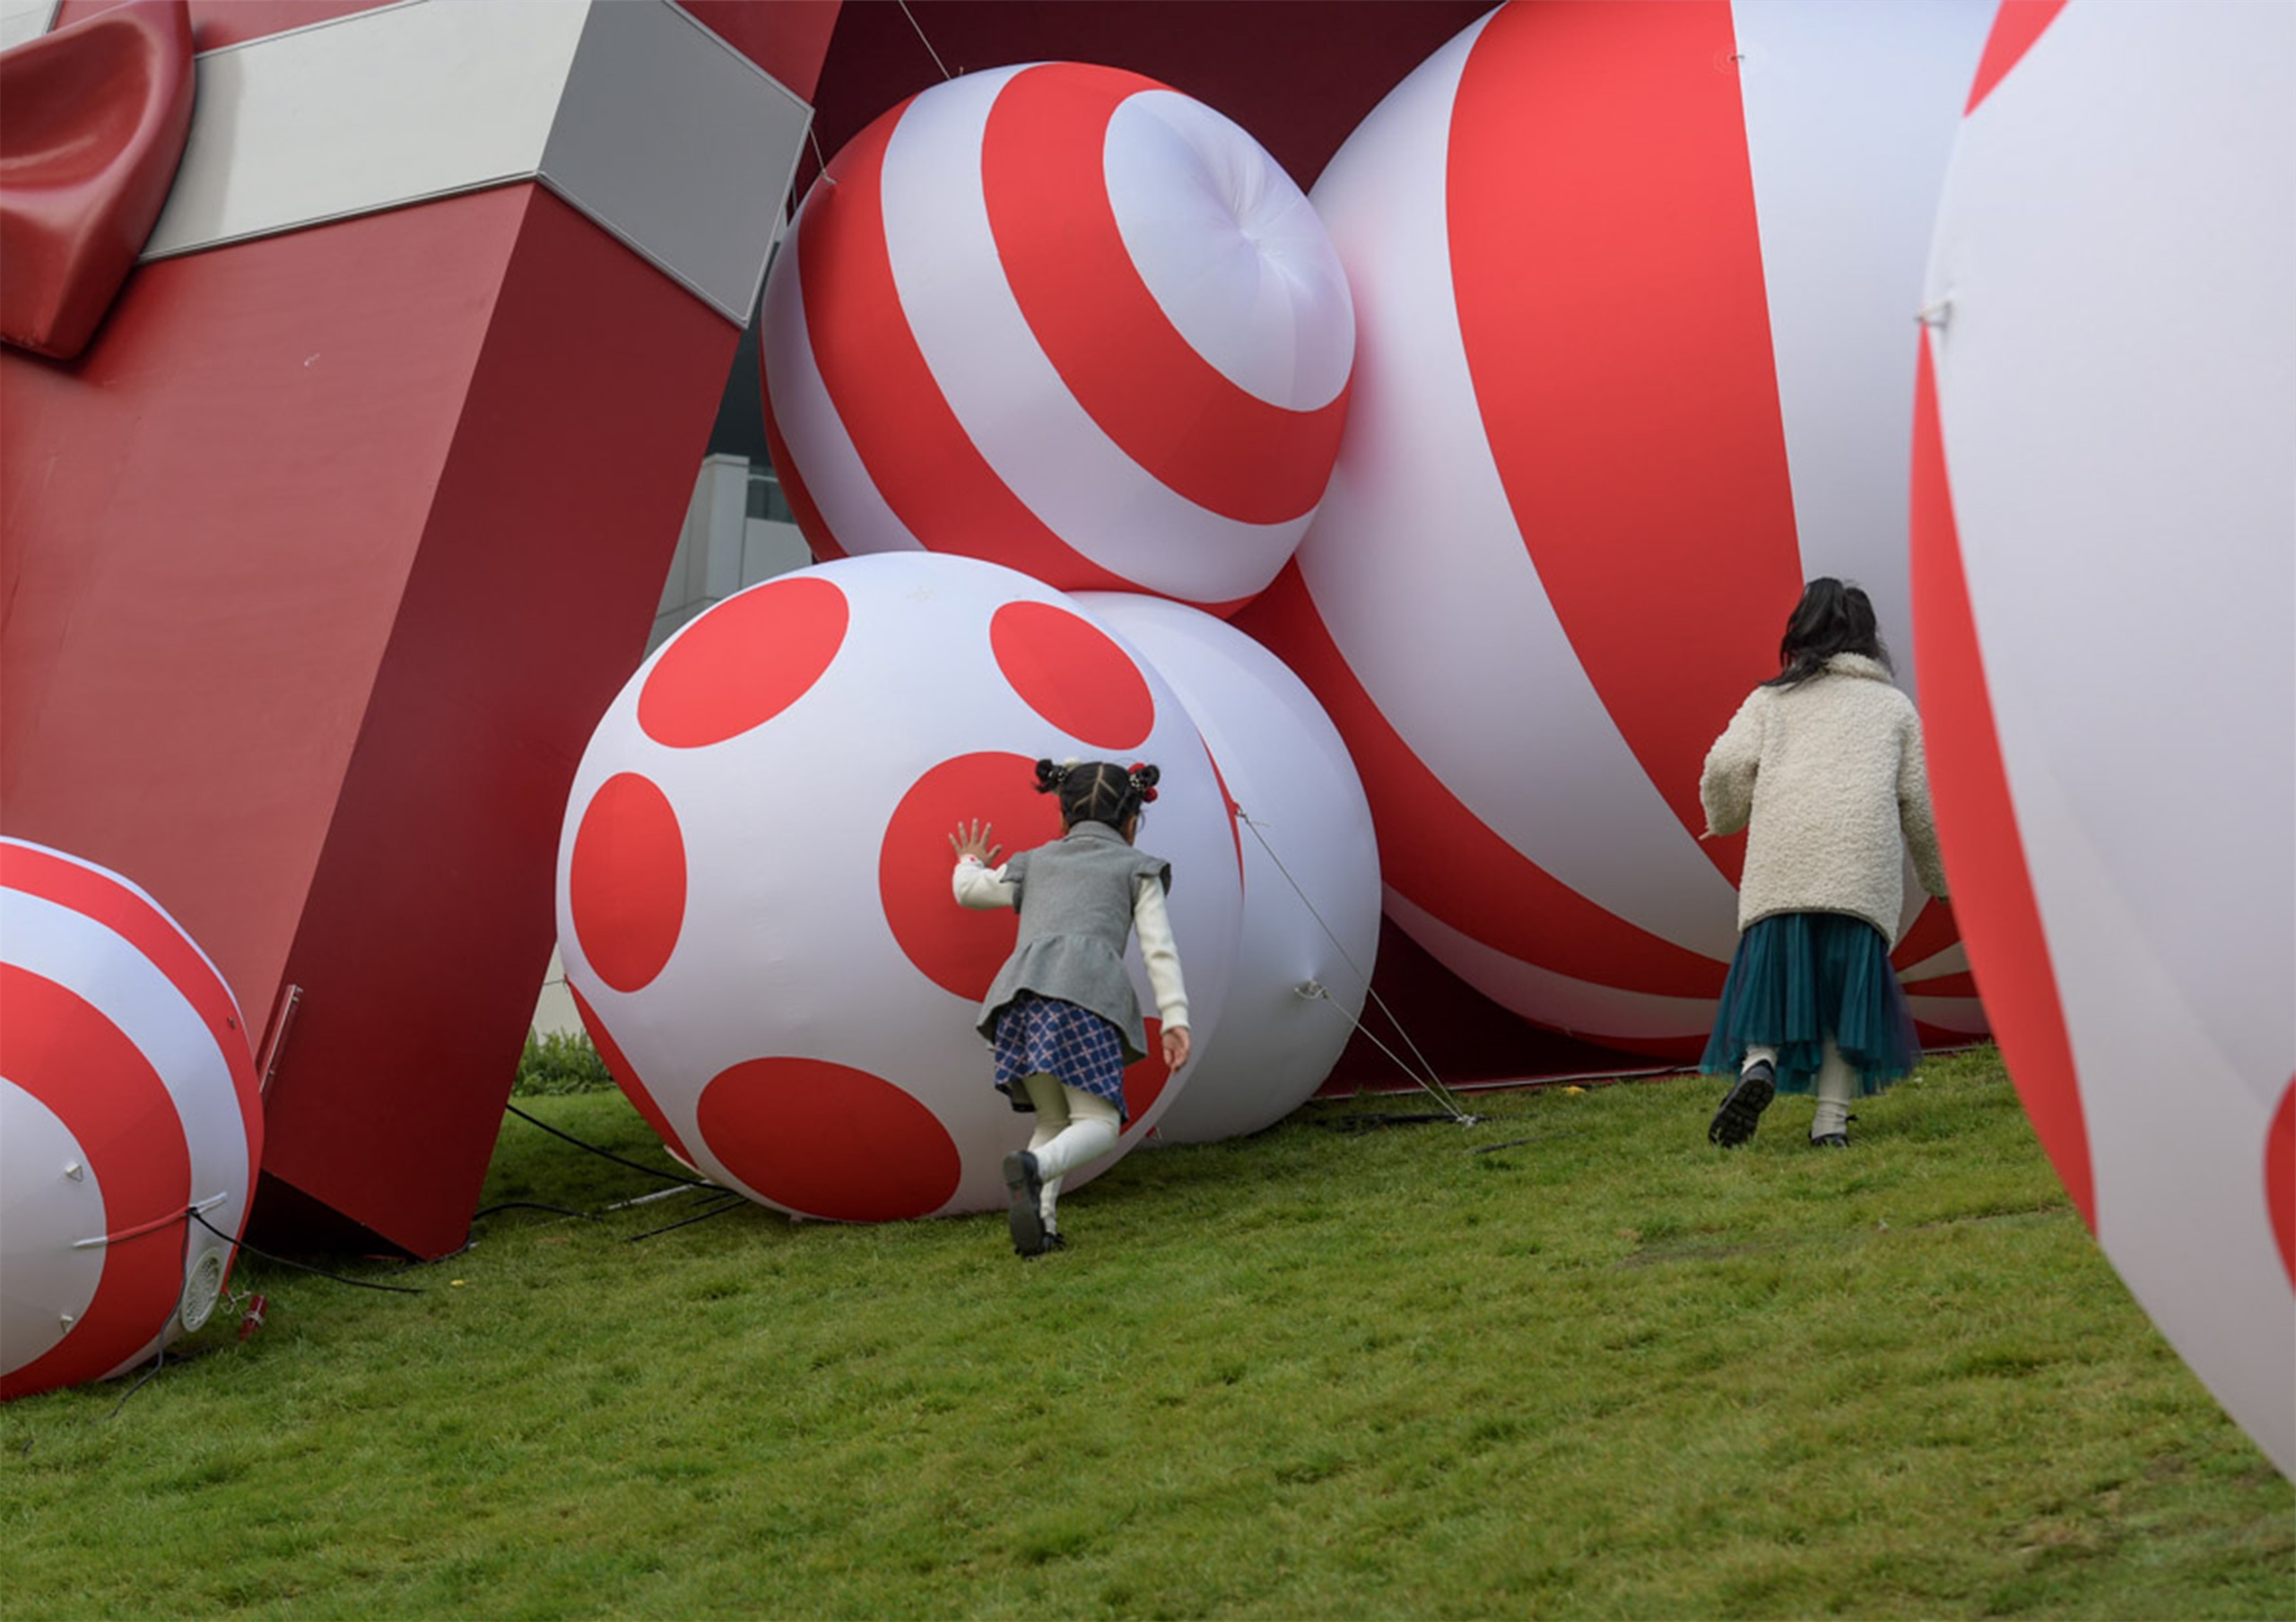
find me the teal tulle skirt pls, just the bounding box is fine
[1700,911,1920,1097]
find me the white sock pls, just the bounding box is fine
[1743,1043,1779,1076]
[1023,1085,1120,1229]
[1812,1040,1855,1139]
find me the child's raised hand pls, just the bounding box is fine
[949,820,1002,866]
[1161,1026,1191,1071]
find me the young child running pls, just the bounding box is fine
[1699,577,1951,1149]
[951,759,1191,1256]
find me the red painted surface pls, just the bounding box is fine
[571,984,697,1169]
[52,0,395,52]
[990,603,1157,751]
[569,775,689,996]
[2269,1078,2294,1288]
[981,64,1348,525]
[696,1054,962,1220]
[1964,0,2069,115]
[785,105,1163,601]
[0,0,195,360]
[1449,2,1798,866]
[1909,334,2093,1227]
[2,184,744,1257]
[0,967,191,1400]
[879,751,1062,1002]
[1236,565,1726,1002]
[638,573,849,749]
[2,841,261,1168]
[802,1,1492,197]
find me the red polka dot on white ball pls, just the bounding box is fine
[760,62,1354,615]
[1245,0,1996,1059]
[556,554,1243,1223]
[1,838,262,1401]
[1911,0,2294,1478]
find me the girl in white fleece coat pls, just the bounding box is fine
[1699,578,1950,1149]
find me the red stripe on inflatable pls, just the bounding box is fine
[1905,971,1980,1000]
[1909,334,2093,1227]
[1890,898,1961,972]
[981,65,1347,525]
[792,106,1144,596]
[1964,0,2069,116]
[1241,565,1725,1000]
[2267,1076,2293,1288]
[756,336,839,564]
[0,967,193,1399]
[0,843,259,1171]
[1448,2,1802,867]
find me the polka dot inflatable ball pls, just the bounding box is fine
[1076,594,1380,1143]
[2,838,262,1400]
[1243,0,1994,1057]
[1911,0,2293,1477]
[556,553,1241,1222]
[760,62,1354,615]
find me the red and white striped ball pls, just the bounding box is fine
[555,553,1241,1223]
[1241,0,1994,1057]
[1,839,262,1400]
[1910,0,2294,1478]
[1076,594,1381,1143]
[759,62,1354,616]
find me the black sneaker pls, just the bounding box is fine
[1002,1150,1046,1256]
[1809,1132,1849,1149]
[1709,1059,1776,1148]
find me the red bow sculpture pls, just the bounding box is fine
[0,0,195,360]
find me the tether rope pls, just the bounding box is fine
[1234,808,1477,1123]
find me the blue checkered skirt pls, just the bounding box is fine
[990,993,1131,1123]
[1700,911,1921,1097]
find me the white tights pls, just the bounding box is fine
[1745,1040,1857,1139]
[1020,1073,1121,1232]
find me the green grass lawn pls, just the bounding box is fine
[5,1046,2290,1620]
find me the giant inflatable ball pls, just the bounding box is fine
[556,554,1242,1222]
[1911,0,2293,1478]
[1243,0,1994,1056]
[2,839,262,1400]
[1076,594,1381,1142]
[761,62,1354,615]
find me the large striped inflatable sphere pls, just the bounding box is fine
[1910,1,2294,1478]
[555,553,1241,1223]
[1075,594,1381,1144]
[760,63,1354,616]
[2,839,262,1401]
[1242,0,1994,1057]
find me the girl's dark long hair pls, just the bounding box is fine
[1764,577,1891,689]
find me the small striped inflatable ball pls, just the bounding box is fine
[2,839,262,1400]
[761,63,1354,617]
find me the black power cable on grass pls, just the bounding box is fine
[624,1193,747,1244]
[503,1103,711,1188]
[188,1207,424,1295]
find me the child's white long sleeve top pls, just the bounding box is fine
[953,855,1190,1032]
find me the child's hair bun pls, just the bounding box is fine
[1126,761,1161,803]
[1033,758,1073,795]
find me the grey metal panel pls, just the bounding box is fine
[539,0,812,324]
